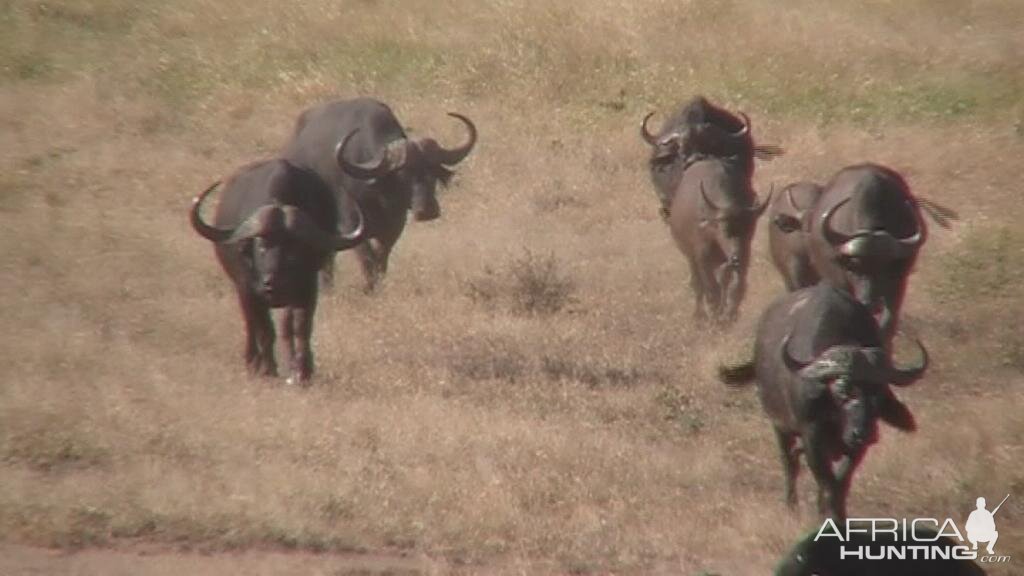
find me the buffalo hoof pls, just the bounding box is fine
[249,358,278,378]
[285,374,313,388]
[692,308,708,324]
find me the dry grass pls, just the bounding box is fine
[1,0,1022,574]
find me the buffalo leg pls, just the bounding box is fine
[833,448,866,521]
[289,305,316,385]
[720,263,748,325]
[685,254,707,322]
[803,427,843,520]
[275,308,296,383]
[699,256,723,320]
[774,428,800,509]
[356,238,393,293]
[238,289,277,376]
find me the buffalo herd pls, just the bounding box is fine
[189,95,974,573]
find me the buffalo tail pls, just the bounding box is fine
[718,361,756,387]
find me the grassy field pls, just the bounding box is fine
[1,0,1023,574]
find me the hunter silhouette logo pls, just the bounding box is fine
[966,494,1009,555]
[813,493,1013,564]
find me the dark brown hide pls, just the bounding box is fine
[190,159,365,385]
[666,158,771,324]
[768,181,824,291]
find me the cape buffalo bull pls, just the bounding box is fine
[190,159,366,385]
[640,96,784,219]
[775,526,986,576]
[283,97,477,292]
[769,181,824,291]
[719,284,927,520]
[807,164,926,345]
[667,157,771,324]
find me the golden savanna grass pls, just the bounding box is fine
[1,0,1023,573]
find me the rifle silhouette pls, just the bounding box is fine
[991,494,1010,516]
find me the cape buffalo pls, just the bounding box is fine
[719,283,927,520]
[283,97,477,292]
[667,157,771,324]
[775,526,986,576]
[190,159,366,385]
[806,164,926,344]
[769,181,824,291]
[640,96,783,219]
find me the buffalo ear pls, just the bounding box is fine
[877,393,916,432]
[773,213,802,233]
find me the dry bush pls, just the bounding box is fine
[465,250,577,316]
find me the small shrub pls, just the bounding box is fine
[465,250,577,316]
[540,355,649,388]
[654,386,704,434]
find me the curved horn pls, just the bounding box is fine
[335,129,392,180]
[190,181,235,243]
[820,197,854,247]
[888,338,929,387]
[729,111,751,139]
[897,201,925,251]
[640,112,659,146]
[282,204,366,253]
[436,112,478,166]
[784,185,804,215]
[747,183,774,216]
[699,181,722,212]
[781,333,813,373]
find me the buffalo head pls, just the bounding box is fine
[641,109,754,164]
[772,182,821,233]
[191,181,365,305]
[819,196,925,337]
[782,335,927,451]
[335,113,477,222]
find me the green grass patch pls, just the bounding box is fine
[929,225,1024,304]
[719,65,1020,126]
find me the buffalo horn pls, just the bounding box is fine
[820,197,854,246]
[335,129,393,180]
[436,113,478,166]
[896,201,924,252]
[780,333,813,372]
[640,112,659,146]
[729,111,751,139]
[888,338,929,387]
[283,204,366,252]
[699,181,722,213]
[192,181,277,245]
[784,185,804,215]
[189,181,232,242]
